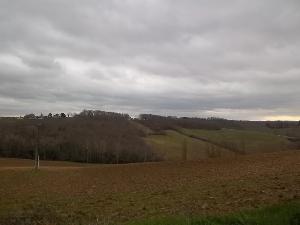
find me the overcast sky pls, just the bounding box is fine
[0,0,300,120]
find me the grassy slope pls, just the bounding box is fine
[127,201,300,225]
[272,127,300,138]
[145,130,235,161]
[180,128,291,154]
[144,128,292,161]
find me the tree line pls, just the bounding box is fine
[0,110,159,164]
[138,114,243,132]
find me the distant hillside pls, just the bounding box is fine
[145,130,235,161]
[138,114,299,160]
[0,110,299,163]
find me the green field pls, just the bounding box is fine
[272,127,300,138]
[145,128,292,161]
[145,130,234,160]
[128,201,300,225]
[180,128,291,154]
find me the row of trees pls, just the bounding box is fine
[139,114,300,132]
[23,110,131,120]
[22,112,300,130]
[24,113,68,119]
[138,114,242,132]
[265,121,300,129]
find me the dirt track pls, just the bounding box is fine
[0,151,299,223]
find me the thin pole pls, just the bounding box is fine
[35,125,40,170]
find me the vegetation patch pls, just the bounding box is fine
[180,128,291,154]
[145,130,234,160]
[127,201,300,225]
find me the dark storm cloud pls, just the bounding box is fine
[0,0,300,119]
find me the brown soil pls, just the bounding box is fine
[0,158,89,168]
[0,150,299,224]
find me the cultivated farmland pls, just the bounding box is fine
[0,151,299,224]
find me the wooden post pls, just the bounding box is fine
[34,145,38,170]
[34,124,40,170]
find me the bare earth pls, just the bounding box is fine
[0,151,299,224]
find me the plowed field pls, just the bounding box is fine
[0,151,299,224]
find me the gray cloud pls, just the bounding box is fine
[0,0,300,120]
